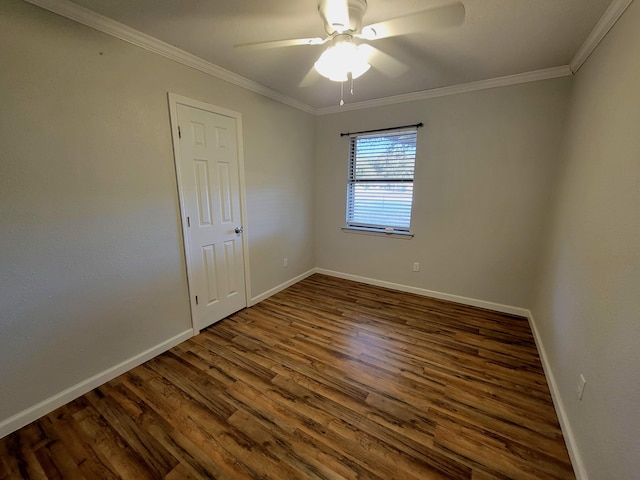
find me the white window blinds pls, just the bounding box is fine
[346,128,417,231]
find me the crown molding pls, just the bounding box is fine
[570,0,634,73]
[25,0,604,117]
[315,66,573,115]
[23,0,317,115]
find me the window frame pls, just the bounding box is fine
[344,127,418,237]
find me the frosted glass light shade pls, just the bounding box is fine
[314,42,371,82]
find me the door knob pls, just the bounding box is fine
[235,226,244,234]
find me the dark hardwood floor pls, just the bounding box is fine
[0,274,575,479]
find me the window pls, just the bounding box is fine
[345,127,418,234]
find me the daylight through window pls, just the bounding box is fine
[346,128,418,233]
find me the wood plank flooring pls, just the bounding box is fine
[0,274,575,479]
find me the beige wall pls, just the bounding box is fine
[2,1,638,476]
[315,79,571,308]
[532,1,640,478]
[0,0,315,423]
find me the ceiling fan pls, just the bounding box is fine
[235,0,465,104]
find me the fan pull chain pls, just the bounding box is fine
[339,73,356,106]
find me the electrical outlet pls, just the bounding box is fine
[577,374,586,400]
[413,262,420,272]
[283,257,288,268]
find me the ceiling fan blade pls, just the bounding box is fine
[361,2,465,40]
[299,67,321,88]
[234,37,325,51]
[360,44,408,78]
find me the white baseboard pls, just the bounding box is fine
[249,268,317,306]
[315,268,530,317]
[0,272,586,480]
[526,311,587,480]
[0,329,193,439]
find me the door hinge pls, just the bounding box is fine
[187,216,190,227]
[195,295,198,305]
[178,126,181,138]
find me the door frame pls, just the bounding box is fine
[167,92,251,335]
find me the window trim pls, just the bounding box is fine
[341,226,414,239]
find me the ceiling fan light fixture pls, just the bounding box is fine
[314,41,371,82]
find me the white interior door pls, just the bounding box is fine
[172,98,247,332]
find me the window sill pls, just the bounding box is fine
[342,226,414,239]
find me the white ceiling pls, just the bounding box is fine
[59,0,613,109]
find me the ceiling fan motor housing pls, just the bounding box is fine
[318,0,367,35]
